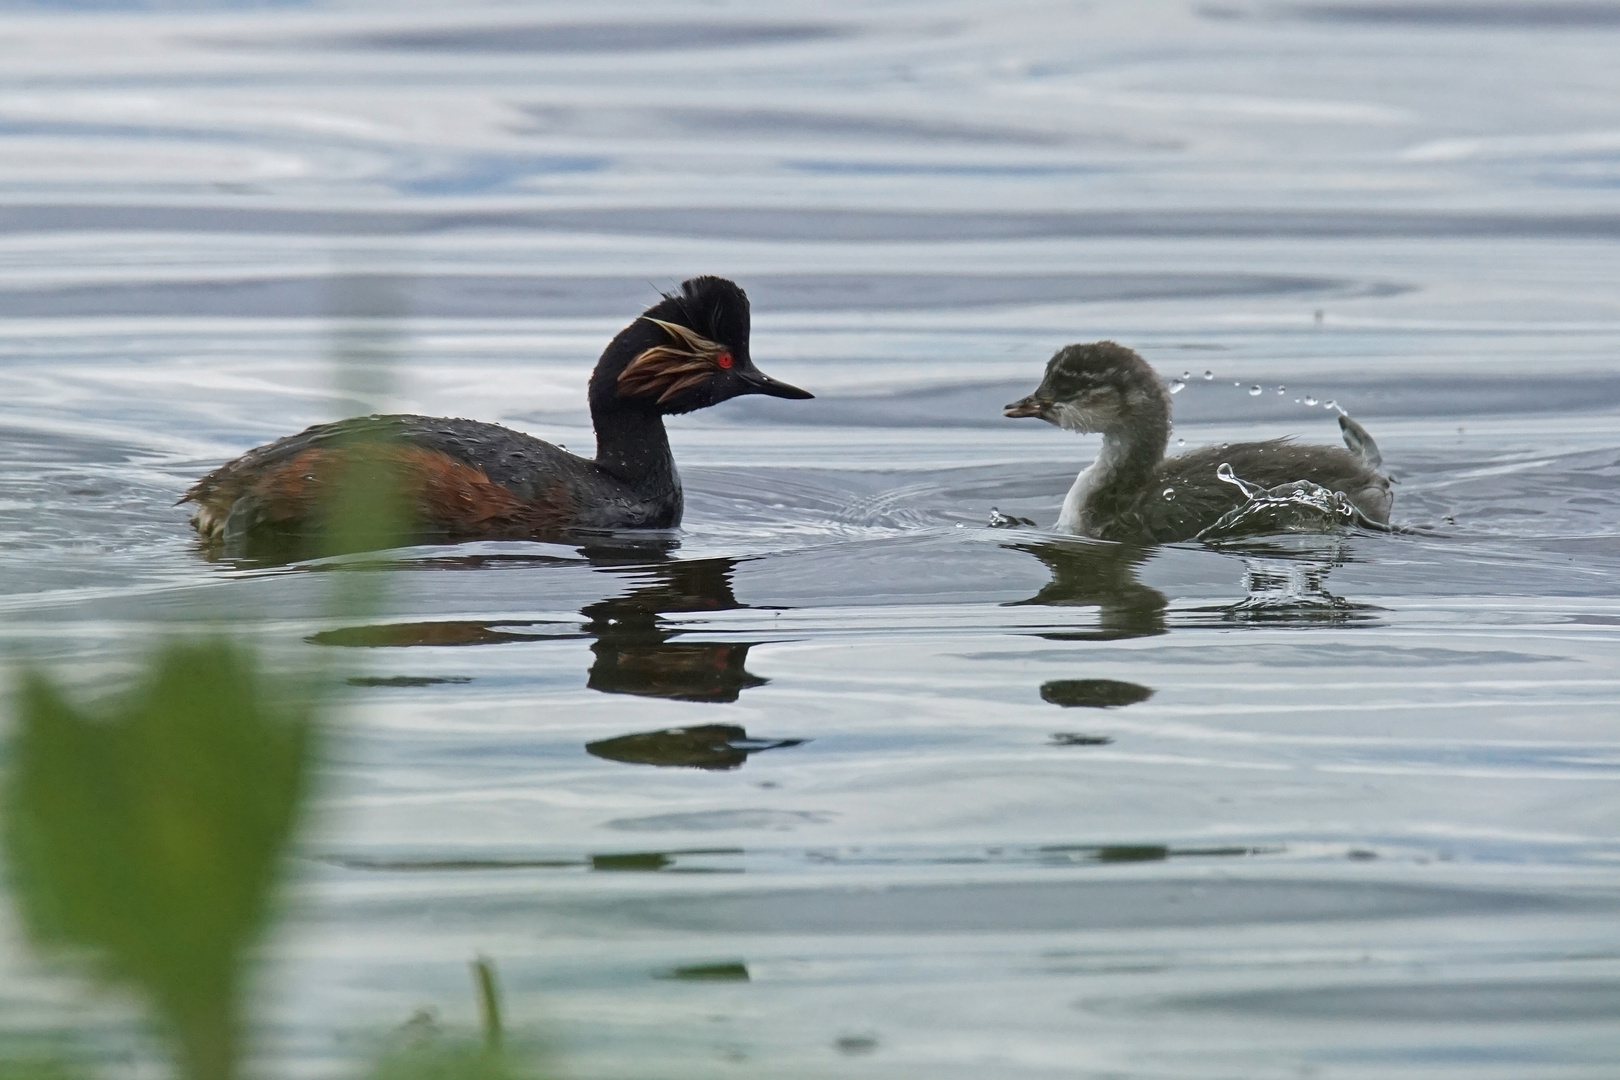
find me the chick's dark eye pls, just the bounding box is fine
[717,352,734,369]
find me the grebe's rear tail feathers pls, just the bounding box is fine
[1337,414,1383,471]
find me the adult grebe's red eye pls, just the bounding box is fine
[717,352,734,369]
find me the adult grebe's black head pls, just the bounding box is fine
[1003,341,1170,437]
[590,276,812,415]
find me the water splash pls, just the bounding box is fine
[988,506,1036,528]
[1224,557,1367,623]
[1199,462,1362,541]
[1214,461,1261,499]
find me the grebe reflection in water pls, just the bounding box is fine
[1004,538,1167,641]
[1005,534,1377,637]
[309,550,775,704]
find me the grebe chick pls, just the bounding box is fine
[183,276,811,550]
[1003,342,1391,544]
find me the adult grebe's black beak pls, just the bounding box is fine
[1004,395,1047,418]
[738,367,814,400]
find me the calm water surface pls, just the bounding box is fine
[2,2,1620,1077]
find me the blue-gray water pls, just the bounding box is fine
[2,1,1620,1076]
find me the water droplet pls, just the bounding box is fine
[1293,398,1301,404]
[1324,399,1337,410]
[1276,385,1286,395]
[1304,395,1318,406]
[1203,370,1214,381]
[1176,437,1186,447]
[1181,371,1191,380]
[1248,384,1262,396]
[1162,487,1176,500]
[1169,379,1186,394]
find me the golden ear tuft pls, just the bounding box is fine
[618,319,729,403]
[642,318,724,356]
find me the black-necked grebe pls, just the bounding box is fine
[1003,342,1392,543]
[183,276,811,548]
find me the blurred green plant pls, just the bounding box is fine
[471,955,503,1049]
[1,639,318,1080]
[364,957,551,1080]
[366,1034,532,1080]
[322,283,412,579]
[0,1048,94,1080]
[3,289,555,1080]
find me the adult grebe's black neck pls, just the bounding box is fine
[580,275,811,515]
[591,400,679,500]
[585,308,687,501]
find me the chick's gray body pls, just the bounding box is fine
[1005,342,1392,544]
[1099,435,1391,544]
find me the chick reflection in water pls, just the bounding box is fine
[1005,539,1167,640]
[312,554,774,703]
[586,725,803,770]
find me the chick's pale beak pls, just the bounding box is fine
[739,366,814,400]
[1003,395,1048,419]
